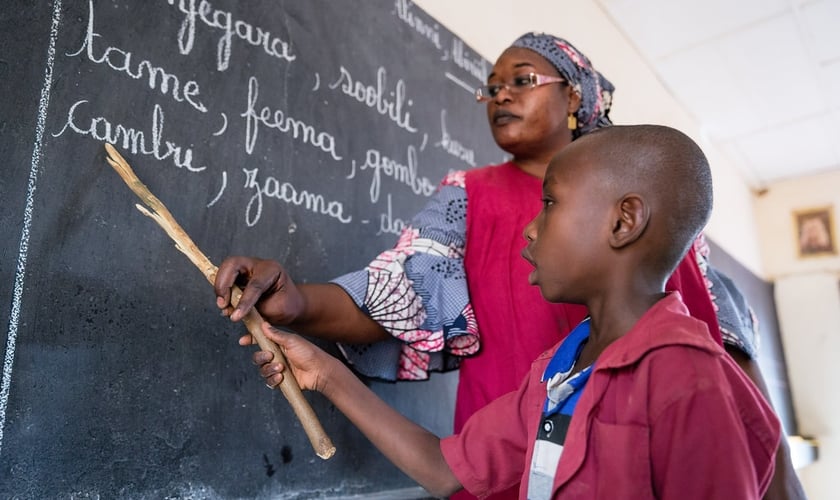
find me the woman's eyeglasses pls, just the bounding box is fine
[475,73,567,102]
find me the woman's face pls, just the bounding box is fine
[485,47,579,160]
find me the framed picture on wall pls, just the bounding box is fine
[794,205,837,258]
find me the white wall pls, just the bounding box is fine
[756,173,840,500]
[414,0,838,497]
[413,0,765,276]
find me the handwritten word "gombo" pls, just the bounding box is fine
[167,0,296,72]
[353,145,436,203]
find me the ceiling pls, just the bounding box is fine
[596,0,840,189]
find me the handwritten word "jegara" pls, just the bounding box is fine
[167,0,296,72]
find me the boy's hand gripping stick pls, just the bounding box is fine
[104,143,336,460]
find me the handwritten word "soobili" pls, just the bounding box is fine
[167,0,295,72]
[329,66,417,133]
[70,0,207,113]
[241,76,342,160]
[53,100,204,172]
[243,168,351,227]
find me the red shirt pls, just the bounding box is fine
[460,162,722,432]
[441,293,780,499]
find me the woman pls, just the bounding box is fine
[215,33,802,500]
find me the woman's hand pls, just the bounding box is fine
[214,256,306,325]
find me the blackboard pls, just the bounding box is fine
[0,1,505,497]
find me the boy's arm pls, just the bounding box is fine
[648,350,780,499]
[257,323,462,498]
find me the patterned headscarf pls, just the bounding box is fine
[511,32,614,137]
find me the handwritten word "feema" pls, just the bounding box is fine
[241,76,342,160]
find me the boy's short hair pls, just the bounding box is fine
[579,125,713,276]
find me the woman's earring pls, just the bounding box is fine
[567,113,577,130]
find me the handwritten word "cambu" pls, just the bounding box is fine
[241,76,342,160]
[329,66,417,133]
[70,0,207,113]
[243,168,351,227]
[53,100,204,172]
[167,0,296,72]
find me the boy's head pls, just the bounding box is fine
[522,124,712,303]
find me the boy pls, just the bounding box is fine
[252,125,781,499]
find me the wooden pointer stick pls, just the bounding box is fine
[103,143,336,460]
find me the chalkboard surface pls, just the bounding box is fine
[0,1,504,497]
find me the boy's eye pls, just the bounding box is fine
[541,198,554,209]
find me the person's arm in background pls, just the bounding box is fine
[694,234,807,500]
[725,346,807,500]
[214,174,475,381]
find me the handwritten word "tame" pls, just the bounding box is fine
[329,66,417,133]
[167,0,296,72]
[69,0,207,113]
[241,76,342,160]
[243,168,351,227]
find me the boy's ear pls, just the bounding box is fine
[609,194,649,249]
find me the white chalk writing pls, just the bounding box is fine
[451,38,488,83]
[241,76,342,160]
[352,145,436,203]
[328,66,417,133]
[435,109,476,166]
[378,194,408,236]
[394,0,442,50]
[52,99,205,172]
[167,0,296,71]
[69,0,207,113]
[243,168,352,227]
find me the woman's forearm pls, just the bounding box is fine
[286,283,390,343]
